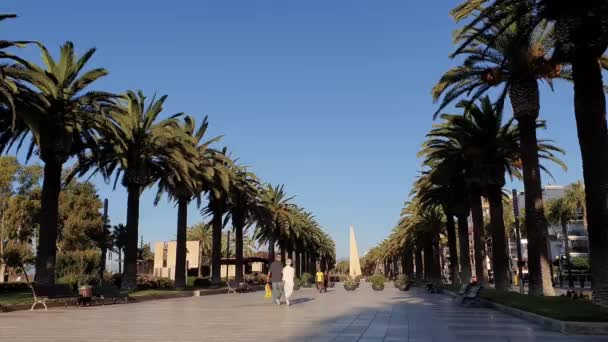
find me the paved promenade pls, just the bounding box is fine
[2,283,608,341]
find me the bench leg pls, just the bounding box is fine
[31,299,47,311]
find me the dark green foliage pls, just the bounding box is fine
[135,275,174,290]
[0,281,30,293]
[300,272,313,287]
[55,250,101,283]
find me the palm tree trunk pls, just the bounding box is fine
[211,207,223,285]
[35,159,62,285]
[403,247,414,278]
[487,185,510,291]
[280,247,286,264]
[470,187,489,284]
[122,183,141,290]
[118,249,122,274]
[415,247,423,280]
[233,209,245,283]
[423,242,434,280]
[295,249,301,278]
[569,51,608,305]
[445,213,459,283]
[560,219,574,288]
[268,237,275,263]
[457,214,472,284]
[519,114,555,296]
[174,198,188,289]
[511,79,555,296]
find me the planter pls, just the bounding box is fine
[344,283,357,291]
[329,282,335,288]
[372,283,385,291]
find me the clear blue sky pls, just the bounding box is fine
[3,1,583,259]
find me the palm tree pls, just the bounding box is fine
[154,116,219,288]
[112,224,128,273]
[433,14,570,294]
[450,0,608,305]
[187,222,212,277]
[69,91,194,289]
[424,97,565,289]
[201,149,234,285]
[0,14,32,121]
[413,172,464,283]
[546,196,577,288]
[7,42,114,285]
[225,165,261,282]
[256,184,295,262]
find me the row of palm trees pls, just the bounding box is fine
[0,14,335,289]
[369,0,608,306]
[367,96,563,286]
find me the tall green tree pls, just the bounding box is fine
[225,165,261,282]
[451,0,608,305]
[112,224,127,273]
[7,42,113,285]
[186,221,212,277]
[70,91,193,289]
[256,184,295,262]
[433,13,569,294]
[546,196,577,287]
[154,115,219,288]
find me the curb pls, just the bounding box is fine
[1,285,266,313]
[442,289,608,335]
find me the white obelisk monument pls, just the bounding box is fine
[349,225,362,277]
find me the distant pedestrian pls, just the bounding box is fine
[316,269,325,292]
[283,259,295,306]
[267,256,284,305]
[323,270,329,291]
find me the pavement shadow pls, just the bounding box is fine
[289,297,314,305]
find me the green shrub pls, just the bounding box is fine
[135,275,174,290]
[56,250,101,278]
[369,274,385,287]
[301,273,313,286]
[394,274,409,287]
[571,257,590,270]
[0,282,30,293]
[344,275,357,287]
[193,278,212,288]
[57,273,100,291]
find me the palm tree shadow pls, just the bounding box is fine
[289,297,314,305]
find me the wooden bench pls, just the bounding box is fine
[227,281,251,294]
[92,285,129,305]
[30,284,78,311]
[426,282,441,293]
[457,284,470,296]
[461,285,483,307]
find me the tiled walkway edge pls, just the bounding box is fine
[442,289,608,335]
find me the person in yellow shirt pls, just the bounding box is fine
[316,269,325,293]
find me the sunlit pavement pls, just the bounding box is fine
[2,283,608,341]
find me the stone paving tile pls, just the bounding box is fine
[3,284,608,341]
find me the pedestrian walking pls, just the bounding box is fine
[283,259,295,306]
[267,256,284,305]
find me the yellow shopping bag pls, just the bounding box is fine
[264,284,272,299]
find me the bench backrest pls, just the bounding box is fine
[458,284,470,295]
[32,284,73,297]
[93,285,122,297]
[465,285,482,298]
[227,281,237,289]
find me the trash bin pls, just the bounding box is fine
[78,285,93,306]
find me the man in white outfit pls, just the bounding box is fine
[283,259,295,306]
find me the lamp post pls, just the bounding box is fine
[512,189,524,294]
[226,229,230,281]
